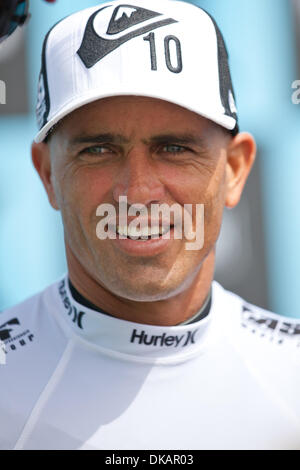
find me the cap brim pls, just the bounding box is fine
[34,89,237,143]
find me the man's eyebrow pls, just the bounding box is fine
[68,133,207,149]
[143,134,207,148]
[69,133,130,147]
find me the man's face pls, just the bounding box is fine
[46,96,232,301]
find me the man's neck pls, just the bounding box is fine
[68,277,212,325]
[66,245,215,326]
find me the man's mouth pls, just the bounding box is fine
[115,224,174,240]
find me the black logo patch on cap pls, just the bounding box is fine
[107,5,160,35]
[77,4,177,68]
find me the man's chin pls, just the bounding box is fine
[100,277,185,303]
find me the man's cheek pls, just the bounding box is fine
[49,174,63,210]
[202,192,224,239]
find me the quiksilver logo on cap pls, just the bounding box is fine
[77,4,177,68]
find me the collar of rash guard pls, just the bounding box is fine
[68,278,212,325]
[56,275,216,363]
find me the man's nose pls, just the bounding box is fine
[112,147,166,206]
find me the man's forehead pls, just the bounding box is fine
[57,95,219,140]
[64,95,203,117]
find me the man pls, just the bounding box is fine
[0,0,299,451]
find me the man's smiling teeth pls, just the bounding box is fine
[116,225,170,239]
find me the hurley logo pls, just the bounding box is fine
[77,4,177,68]
[130,329,198,347]
[58,280,85,330]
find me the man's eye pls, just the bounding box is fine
[82,146,108,155]
[162,145,186,154]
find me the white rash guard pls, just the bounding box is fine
[0,275,299,450]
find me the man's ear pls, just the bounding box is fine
[31,141,59,210]
[225,132,256,208]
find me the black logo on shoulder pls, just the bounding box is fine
[242,305,300,347]
[0,317,34,354]
[0,318,20,341]
[77,4,177,68]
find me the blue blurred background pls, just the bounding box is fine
[0,0,299,318]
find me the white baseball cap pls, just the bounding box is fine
[35,0,239,143]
